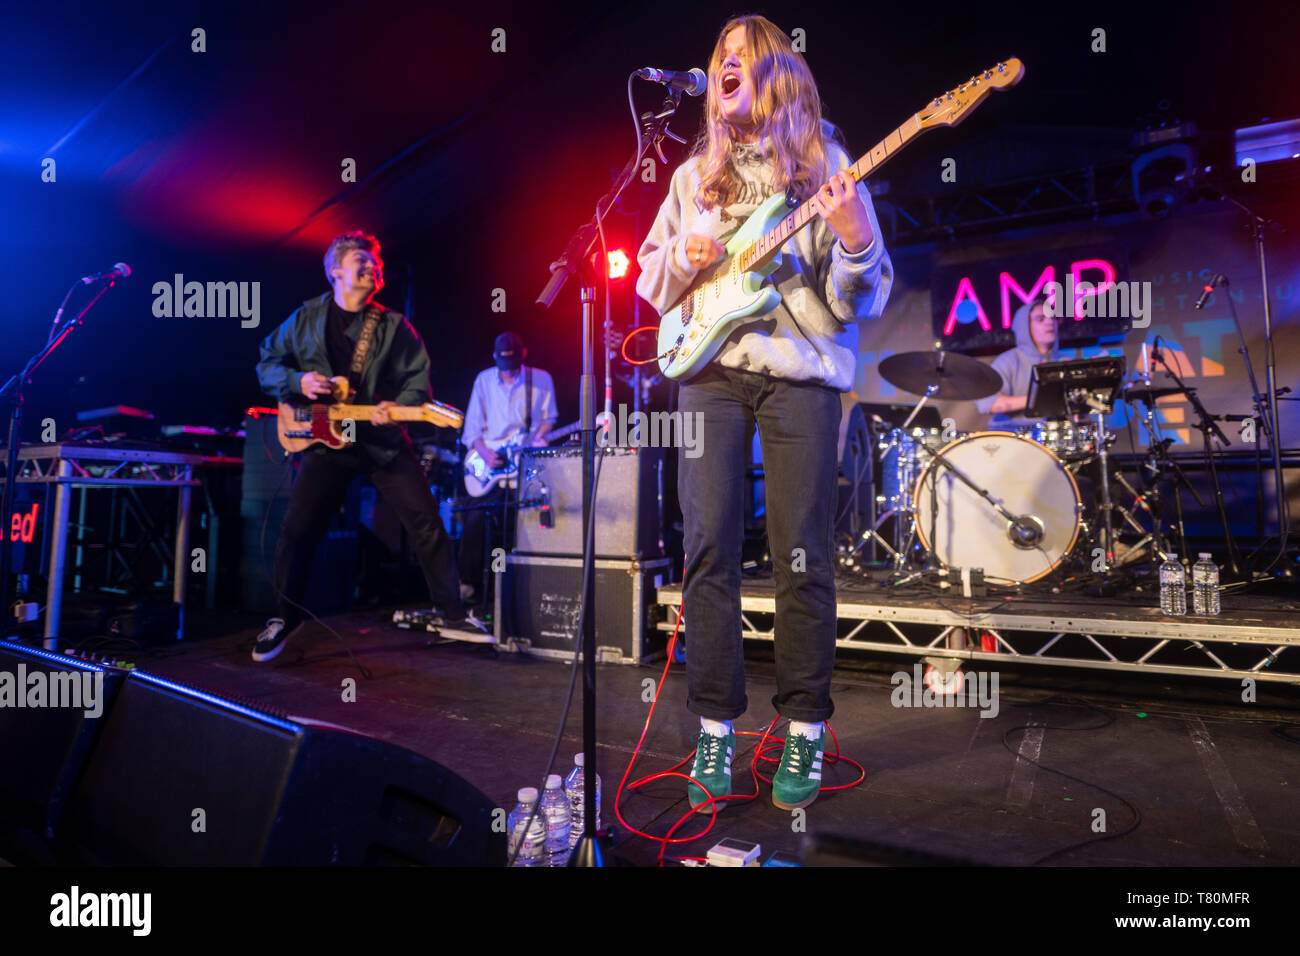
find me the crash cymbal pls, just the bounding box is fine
[878,350,1003,401]
[1121,384,1188,404]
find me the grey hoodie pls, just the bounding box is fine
[975,300,1061,424]
[636,135,892,391]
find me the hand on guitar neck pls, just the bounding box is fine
[301,371,395,425]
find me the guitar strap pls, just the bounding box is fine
[524,365,532,438]
[344,304,384,401]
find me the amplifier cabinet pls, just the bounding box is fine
[514,446,664,559]
[494,554,672,664]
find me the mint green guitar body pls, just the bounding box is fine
[656,192,790,380]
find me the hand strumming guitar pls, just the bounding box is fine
[683,234,726,270]
[299,371,332,399]
[474,437,504,469]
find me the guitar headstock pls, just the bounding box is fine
[916,58,1025,131]
[421,401,465,429]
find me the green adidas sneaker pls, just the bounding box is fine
[771,726,828,811]
[687,729,735,814]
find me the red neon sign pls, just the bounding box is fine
[9,502,39,544]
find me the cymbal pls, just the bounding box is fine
[878,350,1003,401]
[1121,384,1187,404]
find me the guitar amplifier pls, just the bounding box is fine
[514,446,664,559]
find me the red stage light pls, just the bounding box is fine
[607,249,630,280]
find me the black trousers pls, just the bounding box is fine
[678,366,842,723]
[274,444,464,626]
[457,484,509,596]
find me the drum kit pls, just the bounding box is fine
[846,347,1169,587]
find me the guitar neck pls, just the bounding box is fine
[740,115,926,275]
[330,404,425,423]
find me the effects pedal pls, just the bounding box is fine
[392,608,442,633]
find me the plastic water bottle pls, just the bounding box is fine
[540,774,572,866]
[506,788,546,867]
[1192,553,1221,616]
[1159,554,1187,616]
[564,752,602,848]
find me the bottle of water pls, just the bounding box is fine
[564,752,602,848]
[506,788,546,867]
[1159,553,1187,616]
[1192,552,1221,616]
[539,774,572,866]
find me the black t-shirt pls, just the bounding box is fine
[326,299,361,380]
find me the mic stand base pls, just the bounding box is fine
[567,830,615,867]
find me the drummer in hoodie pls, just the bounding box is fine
[975,295,1060,427]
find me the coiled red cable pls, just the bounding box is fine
[613,604,867,865]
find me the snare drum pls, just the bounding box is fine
[914,431,1082,584]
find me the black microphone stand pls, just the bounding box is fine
[1,276,123,639]
[1152,342,1242,579]
[535,86,685,867]
[1200,192,1291,580]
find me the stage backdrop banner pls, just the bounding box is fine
[856,199,1300,454]
[931,243,1131,352]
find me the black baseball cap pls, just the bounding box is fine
[493,332,524,371]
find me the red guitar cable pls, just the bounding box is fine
[613,604,867,865]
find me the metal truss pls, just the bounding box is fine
[884,159,1136,245]
[656,587,1300,687]
[4,445,199,488]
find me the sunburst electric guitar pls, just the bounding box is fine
[278,376,465,453]
[656,58,1025,380]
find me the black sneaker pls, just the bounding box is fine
[252,618,299,662]
[444,613,488,634]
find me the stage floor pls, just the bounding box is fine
[130,602,1300,867]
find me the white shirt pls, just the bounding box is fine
[462,365,557,447]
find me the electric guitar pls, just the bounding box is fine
[463,419,582,497]
[656,58,1025,380]
[278,376,465,453]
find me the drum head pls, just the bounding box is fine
[914,432,1081,584]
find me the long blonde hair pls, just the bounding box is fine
[693,15,834,212]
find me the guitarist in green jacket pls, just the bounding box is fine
[636,15,892,812]
[252,231,482,661]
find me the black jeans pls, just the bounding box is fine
[678,366,841,723]
[457,484,509,598]
[275,444,464,626]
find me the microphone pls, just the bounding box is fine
[81,262,131,285]
[1194,273,1224,310]
[636,67,707,97]
[1008,514,1044,548]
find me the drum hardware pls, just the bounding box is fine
[862,349,1003,574]
[870,348,1084,585]
[1025,357,1127,573]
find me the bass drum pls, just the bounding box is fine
[913,432,1082,584]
